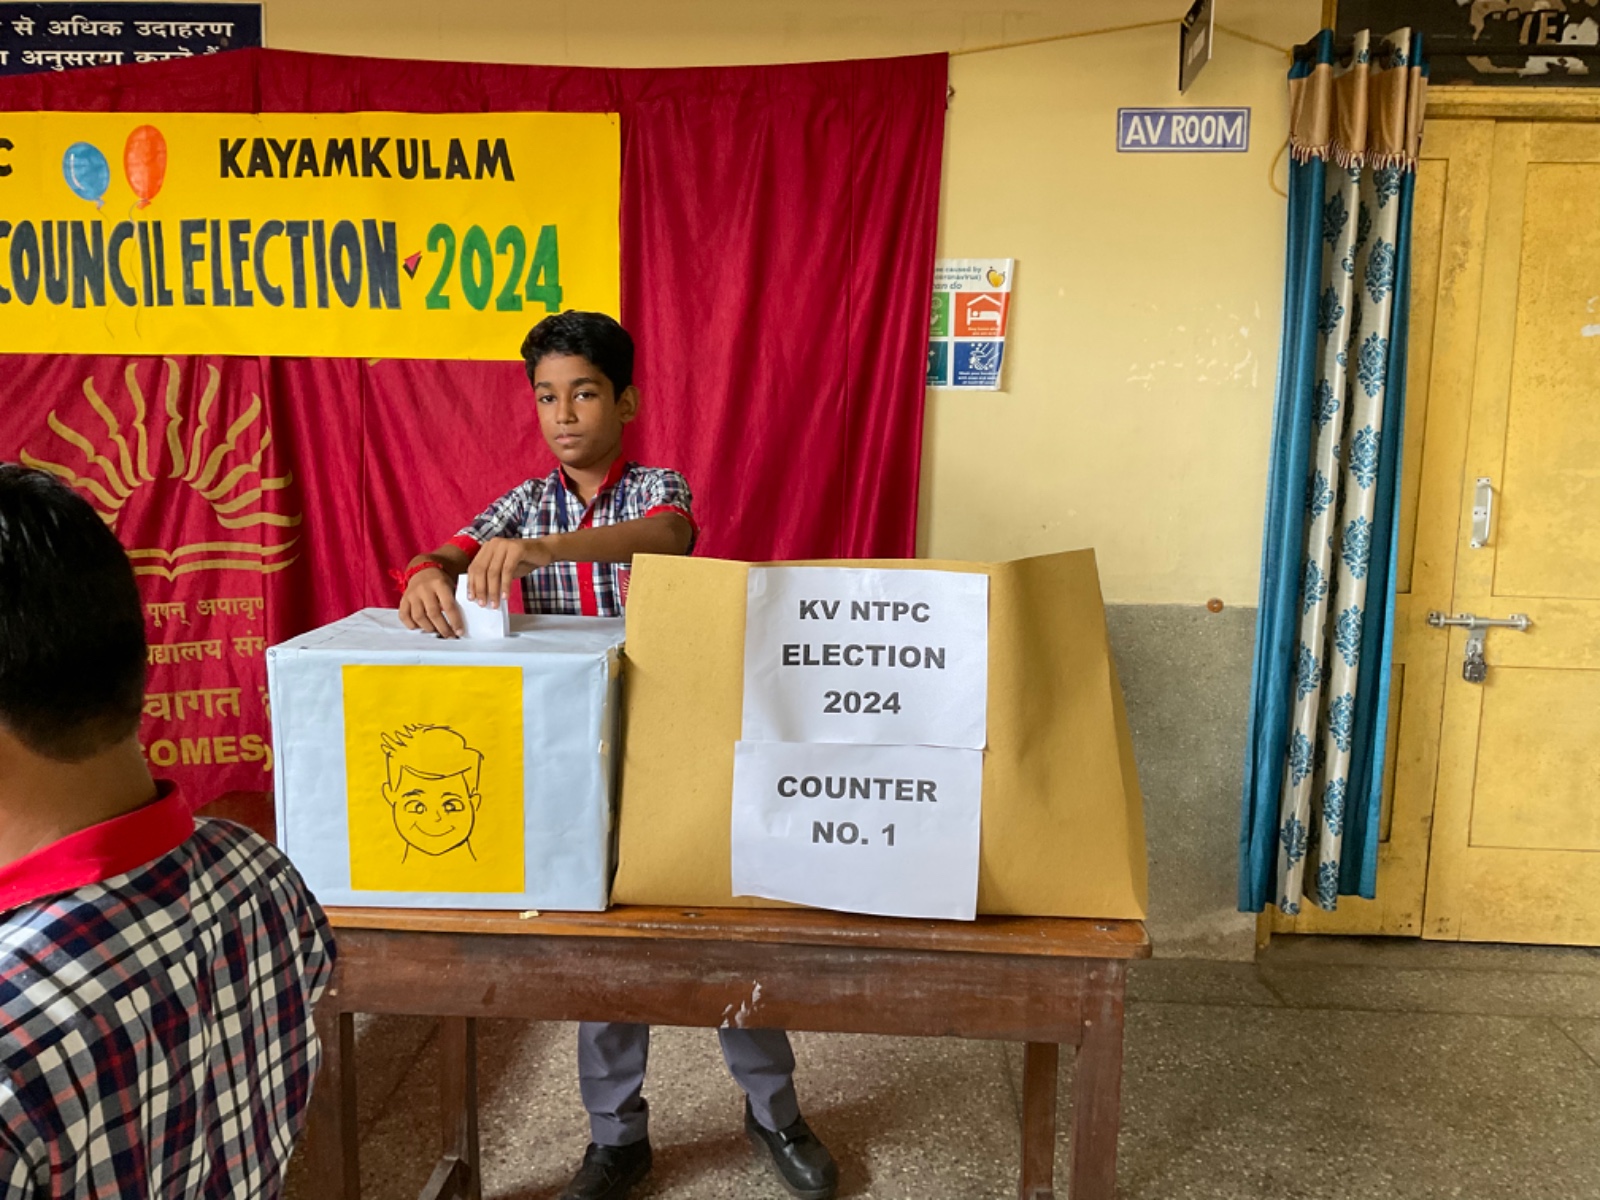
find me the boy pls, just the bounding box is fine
[398,312,838,1200]
[0,464,334,1197]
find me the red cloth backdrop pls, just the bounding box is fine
[0,49,946,801]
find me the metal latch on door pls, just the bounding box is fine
[1470,477,1494,549]
[1426,611,1531,684]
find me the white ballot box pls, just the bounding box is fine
[268,609,624,911]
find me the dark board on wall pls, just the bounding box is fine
[1338,0,1599,85]
[0,3,262,77]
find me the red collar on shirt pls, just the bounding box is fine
[557,456,629,502]
[0,781,193,915]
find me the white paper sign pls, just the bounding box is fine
[455,575,511,640]
[741,567,989,749]
[731,740,983,920]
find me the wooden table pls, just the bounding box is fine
[303,905,1150,1200]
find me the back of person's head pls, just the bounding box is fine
[0,465,146,762]
[520,311,634,394]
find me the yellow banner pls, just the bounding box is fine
[0,112,620,360]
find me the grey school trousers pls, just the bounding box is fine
[577,1020,801,1146]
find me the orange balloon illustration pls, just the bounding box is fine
[124,125,168,209]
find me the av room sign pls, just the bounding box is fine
[1116,106,1250,153]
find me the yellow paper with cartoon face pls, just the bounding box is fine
[343,665,525,893]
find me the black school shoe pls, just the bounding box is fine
[557,1139,653,1200]
[745,1100,840,1200]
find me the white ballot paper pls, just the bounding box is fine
[731,740,984,920]
[741,567,989,749]
[456,575,511,640]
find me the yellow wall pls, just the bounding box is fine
[929,9,1310,603]
[259,0,1320,603]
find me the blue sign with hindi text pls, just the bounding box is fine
[1117,107,1249,153]
[0,4,261,76]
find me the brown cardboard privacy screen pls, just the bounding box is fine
[613,550,1149,919]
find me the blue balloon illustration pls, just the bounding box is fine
[62,142,111,208]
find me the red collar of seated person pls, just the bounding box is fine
[0,781,194,915]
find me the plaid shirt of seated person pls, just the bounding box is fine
[0,785,333,1197]
[453,460,696,617]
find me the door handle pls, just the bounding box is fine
[1427,611,1531,684]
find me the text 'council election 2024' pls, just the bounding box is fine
[0,132,567,314]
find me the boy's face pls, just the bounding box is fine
[383,768,481,856]
[531,353,638,472]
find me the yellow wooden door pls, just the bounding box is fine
[1270,109,1600,944]
[1423,121,1600,944]
[1272,119,1496,937]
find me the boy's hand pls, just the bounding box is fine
[468,537,558,610]
[399,566,465,639]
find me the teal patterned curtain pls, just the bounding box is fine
[1240,29,1428,914]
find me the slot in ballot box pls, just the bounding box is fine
[269,609,623,911]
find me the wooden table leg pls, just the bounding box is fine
[1019,1041,1060,1200]
[305,998,360,1200]
[419,1017,482,1200]
[1068,961,1128,1200]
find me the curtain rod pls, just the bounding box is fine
[948,20,1169,57]
[950,20,1290,59]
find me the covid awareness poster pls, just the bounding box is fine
[925,257,1012,391]
[0,111,620,359]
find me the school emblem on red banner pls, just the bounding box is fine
[17,357,295,793]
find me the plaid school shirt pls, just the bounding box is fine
[0,783,334,1198]
[453,459,696,616]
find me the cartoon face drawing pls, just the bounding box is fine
[380,725,485,861]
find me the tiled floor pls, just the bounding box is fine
[287,936,1600,1199]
